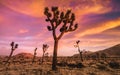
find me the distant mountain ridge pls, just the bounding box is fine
[95,44,120,57]
[73,44,120,57]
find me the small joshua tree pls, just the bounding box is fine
[100,53,107,61]
[5,42,18,65]
[74,40,83,62]
[42,44,49,63]
[96,52,100,61]
[32,48,37,64]
[45,52,49,57]
[45,52,49,61]
[44,6,78,70]
[82,49,87,60]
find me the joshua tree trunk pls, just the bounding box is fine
[78,47,83,62]
[80,52,83,62]
[42,52,45,63]
[32,55,35,64]
[5,42,18,65]
[5,50,14,65]
[42,44,49,63]
[52,40,58,70]
[32,48,37,64]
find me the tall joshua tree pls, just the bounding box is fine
[74,40,83,62]
[42,44,49,63]
[44,6,78,70]
[5,42,18,65]
[32,48,37,64]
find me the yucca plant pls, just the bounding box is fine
[5,42,18,65]
[44,6,78,70]
[42,44,49,63]
[32,48,37,64]
[74,40,83,62]
[100,53,107,61]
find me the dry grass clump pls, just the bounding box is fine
[108,61,120,69]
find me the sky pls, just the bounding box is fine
[0,0,120,56]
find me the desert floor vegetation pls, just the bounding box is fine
[0,57,119,75]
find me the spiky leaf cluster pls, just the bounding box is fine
[76,40,80,44]
[43,44,49,52]
[44,6,78,39]
[10,42,18,51]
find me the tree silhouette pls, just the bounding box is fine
[74,40,83,62]
[45,52,49,57]
[5,42,18,65]
[44,6,78,70]
[82,49,87,60]
[32,48,37,64]
[100,53,107,61]
[42,44,49,63]
[96,52,100,61]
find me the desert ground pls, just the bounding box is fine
[0,56,120,75]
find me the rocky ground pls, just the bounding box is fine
[0,59,120,75]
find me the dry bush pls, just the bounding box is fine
[96,63,107,70]
[108,61,120,69]
[57,61,67,67]
[76,62,85,68]
[87,72,97,75]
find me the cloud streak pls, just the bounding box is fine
[0,0,45,17]
[76,18,120,37]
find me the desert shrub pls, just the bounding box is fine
[97,63,107,70]
[108,61,120,69]
[67,62,84,68]
[88,72,96,75]
[76,62,84,68]
[67,63,76,68]
[57,61,67,67]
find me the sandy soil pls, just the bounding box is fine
[0,59,120,75]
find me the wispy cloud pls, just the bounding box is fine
[1,0,45,17]
[76,18,120,37]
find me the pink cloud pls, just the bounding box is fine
[19,29,29,34]
[0,0,45,17]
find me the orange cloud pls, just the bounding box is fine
[1,0,45,17]
[73,0,111,22]
[19,29,28,34]
[76,5,111,15]
[76,18,120,37]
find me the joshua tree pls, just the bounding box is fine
[96,52,100,61]
[45,52,49,61]
[82,49,87,60]
[100,53,107,61]
[32,48,37,64]
[5,42,18,65]
[44,6,78,70]
[42,44,49,63]
[45,52,49,57]
[74,40,83,62]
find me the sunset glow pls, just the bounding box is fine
[0,0,120,56]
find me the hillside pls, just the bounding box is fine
[73,51,93,57]
[95,44,120,57]
[14,52,34,59]
[73,44,120,57]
